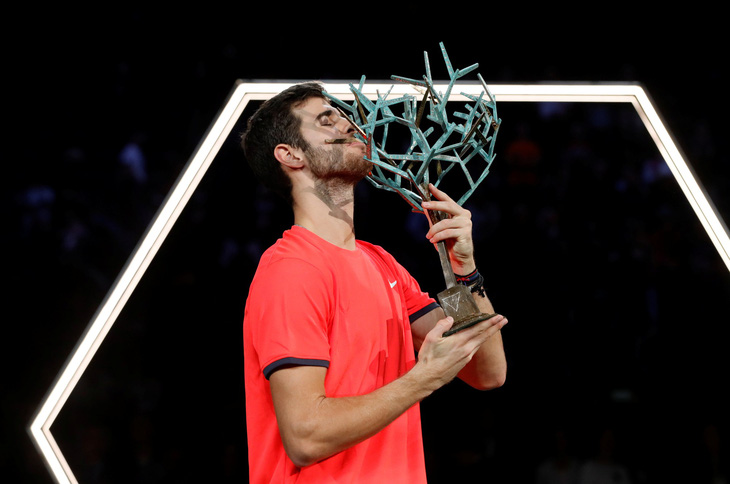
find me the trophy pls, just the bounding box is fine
[324,43,502,336]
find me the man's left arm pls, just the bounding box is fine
[411,183,507,390]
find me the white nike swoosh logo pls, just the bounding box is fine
[389,280,397,288]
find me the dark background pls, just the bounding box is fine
[4,6,729,483]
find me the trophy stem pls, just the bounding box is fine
[437,241,457,288]
[421,187,456,289]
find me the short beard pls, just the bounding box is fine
[302,143,371,228]
[306,144,371,184]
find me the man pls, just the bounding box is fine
[240,81,507,483]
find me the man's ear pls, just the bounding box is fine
[274,144,305,170]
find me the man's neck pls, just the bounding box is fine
[292,179,358,250]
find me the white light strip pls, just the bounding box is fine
[29,81,729,483]
[628,89,730,270]
[28,82,255,484]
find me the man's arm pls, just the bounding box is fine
[269,313,505,467]
[412,183,508,390]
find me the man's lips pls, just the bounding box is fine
[325,138,371,158]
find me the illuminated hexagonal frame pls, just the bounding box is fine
[29,80,730,483]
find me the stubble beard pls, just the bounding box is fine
[306,144,372,185]
[303,143,371,228]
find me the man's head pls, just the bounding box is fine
[241,82,370,204]
[240,82,326,203]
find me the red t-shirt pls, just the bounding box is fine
[243,226,437,483]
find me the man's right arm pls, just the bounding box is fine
[269,314,505,467]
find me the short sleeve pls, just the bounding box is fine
[244,257,333,378]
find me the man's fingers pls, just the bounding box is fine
[435,316,454,334]
[450,314,508,340]
[427,183,454,203]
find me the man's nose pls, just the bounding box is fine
[336,116,355,134]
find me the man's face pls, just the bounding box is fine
[293,96,371,181]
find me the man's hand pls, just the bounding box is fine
[421,183,476,275]
[411,313,508,391]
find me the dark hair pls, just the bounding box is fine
[240,81,326,203]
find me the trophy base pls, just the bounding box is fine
[442,312,497,336]
[437,284,497,336]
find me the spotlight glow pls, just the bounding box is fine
[29,81,729,483]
